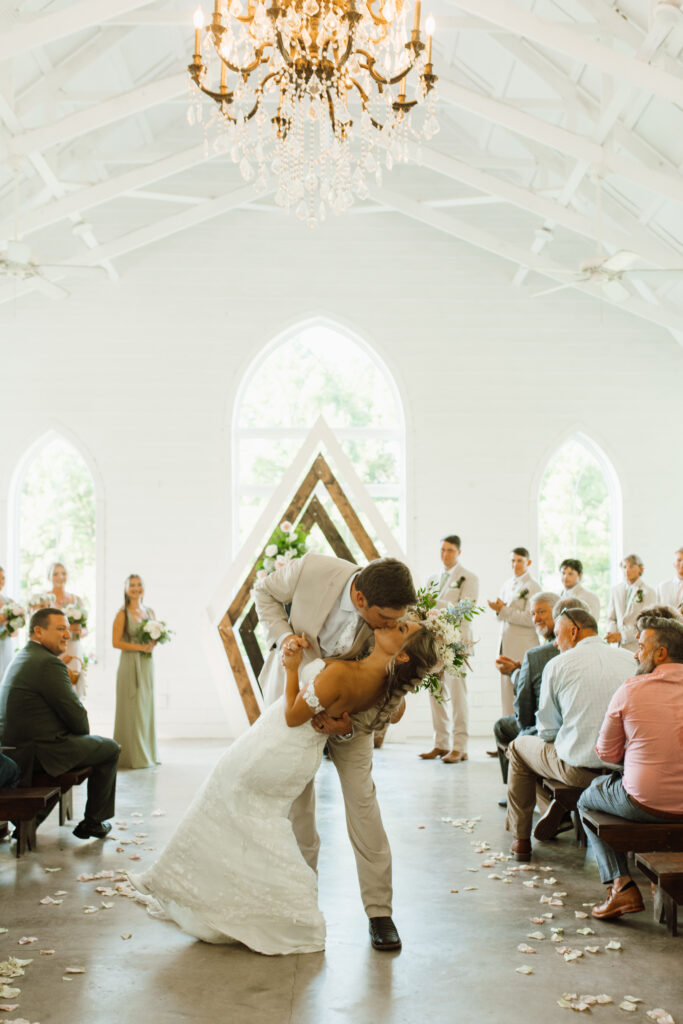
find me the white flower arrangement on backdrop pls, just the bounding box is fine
[255,520,309,578]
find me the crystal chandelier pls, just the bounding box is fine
[187,0,438,224]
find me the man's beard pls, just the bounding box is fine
[635,652,656,675]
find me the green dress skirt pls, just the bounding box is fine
[114,611,160,769]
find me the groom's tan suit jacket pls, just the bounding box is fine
[252,552,392,918]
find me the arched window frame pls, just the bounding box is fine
[532,428,623,591]
[230,316,407,554]
[7,425,106,665]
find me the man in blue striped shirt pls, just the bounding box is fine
[505,604,636,862]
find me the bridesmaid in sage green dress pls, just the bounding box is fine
[112,574,160,769]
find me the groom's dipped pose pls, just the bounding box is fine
[254,554,416,951]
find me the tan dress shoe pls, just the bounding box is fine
[591,882,644,919]
[442,750,468,763]
[510,838,531,862]
[419,747,449,759]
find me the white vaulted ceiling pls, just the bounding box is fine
[0,0,682,338]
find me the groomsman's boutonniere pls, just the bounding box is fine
[635,589,644,604]
[450,576,466,590]
[518,588,530,602]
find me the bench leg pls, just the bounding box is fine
[662,891,678,937]
[14,818,37,858]
[60,788,74,825]
[572,811,586,847]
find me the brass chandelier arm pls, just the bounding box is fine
[217,45,270,75]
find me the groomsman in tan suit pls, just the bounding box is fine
[559,558,601,623]
[606,554,657,653]
[488,547,541,715]
[253,553,416,952]
[419,534,479,764]
[657,547,683,610]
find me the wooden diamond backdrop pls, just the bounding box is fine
[218,452,381,724]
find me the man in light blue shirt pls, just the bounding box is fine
[506,605,636,862]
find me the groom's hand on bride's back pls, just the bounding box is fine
[311,711,352,736]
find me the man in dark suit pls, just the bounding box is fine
[0,607,120,839]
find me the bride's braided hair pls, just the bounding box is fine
[364,626,441,732]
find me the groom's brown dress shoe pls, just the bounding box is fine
[533,799,573,841]
[510,838,531,862]
[591,882,644,920]
[369,917,402,951]
[442,750,468,763]
[419,748,448,760]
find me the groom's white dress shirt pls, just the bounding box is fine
[657,577,683,609]
[561,582,600,623]
[606,580,657,652]
[318,574,361,656]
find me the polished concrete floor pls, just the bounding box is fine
[2,739,682,1024]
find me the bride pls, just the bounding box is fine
[130,618,438,955]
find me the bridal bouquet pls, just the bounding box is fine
[410,584,483,697]
[64,601,88,630]
[0,601,27,636]
[29,590,57,609]
[140,619,173,652]
[256,520,309,578]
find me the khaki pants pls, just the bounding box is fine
[430,672,468,751]
[500,673,515,716]
[289,727,392,918]
[505,735,598,839]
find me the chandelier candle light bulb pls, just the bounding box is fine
[186,0,438,223]
[425,14,434,64]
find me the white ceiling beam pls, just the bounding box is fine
[447,0,683,107]
[0,0,157,62]
[437,78,683,205]
[368,185,683,335]
[15,28,132,117]
[8,72,187,157]
[0,143,211,241]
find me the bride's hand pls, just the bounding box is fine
[281,634,306,668]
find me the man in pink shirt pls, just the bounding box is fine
[578,607,683,920]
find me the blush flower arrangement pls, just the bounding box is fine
[0,601,27,636]
[409,583,483,697]
[256,520,309,578]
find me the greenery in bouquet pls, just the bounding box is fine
[64,601,88,630]
[140,619,173,656]
[0,601,27,637]
[410,583,483,698]
[256,520,309,578]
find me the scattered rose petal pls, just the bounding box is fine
[62,976,73,982]
[554,892,568,898]
[516,965,534,975]
[488,874,503,880]
[596,996,614,1005]
[527,932,546,940]
[467,868,478,873]
[580,997,598,1006]
[574,911,589,919]
[43,868,61,873]
[576,928,595,936]
[551,898,565,907]
[624,997,643,1004]
[584,946,600,954]
[544,877,558,885]
[417,826,425,830]
[564,950,584,962]
[464,886,477,891]
[529,918,546,925]
[551,927,564,935]
[131,813,143,819]
[64,967,85,975]
[82,907,97,915]
[582,902,596,908]
[542,913,554,919]
[551,935,563,944]
[557,998,573,1009]
[39,951,55,956]
[0,1006,19,1013]
[53,892,67,898]
[517,944,536,954]
[101,903,114,910]
[151,809,165,816]
[647,1011,675,1023]
[134,833,147,839]
[620,1002,638,1013]
[562,993,578,1002]
[605,941,622,951]
[116,847,124,853]
[502,878,513,885]
[0,988,21,999]
[128,854,141,862]
[0,930,7,935]
[120,934,132,941]
[523,881,538,888]
[17,939,36,946]
[449,889,458,893]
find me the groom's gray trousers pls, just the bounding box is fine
[289,710,393,919]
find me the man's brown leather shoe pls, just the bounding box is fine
[442,750,468,763]
[533,799,573,841]
[510,838,531,862]
[418,748,448,759]
[592,882,644,919]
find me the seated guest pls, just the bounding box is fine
[506,605,635,861]
[578,606,683,920]
[0,750,20,788]
[559,558,600,623]
[0,608,120,839]
[493,591,561,793]
[657,547,683,610]
[606,554,657,653]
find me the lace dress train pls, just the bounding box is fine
[130,660,328,955]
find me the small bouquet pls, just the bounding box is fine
[140,619,173,654]
[410,584,483,698]
[64,601,88,631]
[0,601,27,637]
[29,590,57,610]
[256,520,308,578]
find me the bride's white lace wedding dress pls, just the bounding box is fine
[130,659,327,955]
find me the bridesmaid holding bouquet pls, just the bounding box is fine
[32,562,89,698]
[0,566,26,683]
[112,574,161,769]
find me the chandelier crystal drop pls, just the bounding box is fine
[188,0,438,225]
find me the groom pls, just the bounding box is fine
[254,553,416,951]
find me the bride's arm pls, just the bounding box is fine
[282,645,345,728]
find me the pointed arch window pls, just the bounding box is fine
[233,322,405,551]
[537,434,622,618]
[10,434,97,640]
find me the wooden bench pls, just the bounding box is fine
[0,787,60,857]
[580,810,683,853]
[634,853,683,937]
[33,767,92,826]
[537,778,587,845]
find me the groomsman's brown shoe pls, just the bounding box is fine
[591,882,644,919]
[510,838,532,862]
[419,748,448,759]
[442,750,468,763]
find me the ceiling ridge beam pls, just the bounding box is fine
[8,72,187,157]
[437,78,683,204]
[447,0,683,107]
[0,0,157,62]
